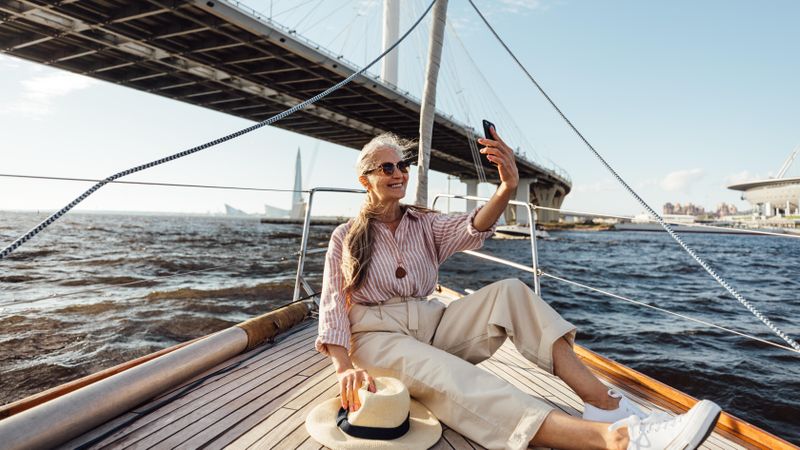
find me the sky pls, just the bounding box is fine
[1,0,799,219]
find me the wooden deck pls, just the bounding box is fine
[60,319,750,450]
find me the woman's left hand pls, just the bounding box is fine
[479,127,519,190]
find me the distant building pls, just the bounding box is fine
[664,202,740,218]
[727,147,800,217]
[289,148,307,220]
[728,178,800,217]
[715,202,738,217]
[224,204,251,217]
[263,148,307,219]
[227,148,308,218]
[663,202,705,216]
[264,204,291,217]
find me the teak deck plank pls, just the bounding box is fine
[495,344,585,409]
[176,358,332,449]
[238,375,339,448]
[247,367,342,448]
[209,364,333,449]
[294,436,324,450]
[192,367,330,449]
[67,319,751,449]
[489,349,583,412]
[212,365,337,449]
[260,386,339,449]
[114,350,323,448]
[60,325,319,449]
[152,374,310,449]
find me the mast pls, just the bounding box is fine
[381,0,400,85]
[415,0,449,207]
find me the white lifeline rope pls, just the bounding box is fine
[0,173,310,193]
[0,0,438,261]
[539,270,799,355]
[468,0,800,352]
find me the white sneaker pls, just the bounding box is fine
[609,399,722,450]
[583,389,648,422]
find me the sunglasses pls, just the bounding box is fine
[364,159,414,176]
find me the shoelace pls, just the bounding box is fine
[609,412,683,449]
[609,412,678,434]
[608,390,647,419]
[622,399,650,419]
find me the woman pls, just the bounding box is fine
[315,131,720,450]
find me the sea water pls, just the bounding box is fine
[1,211,798,443]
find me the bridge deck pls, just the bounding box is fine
[0,0,569,190]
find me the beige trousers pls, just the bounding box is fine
[348,278,577,450]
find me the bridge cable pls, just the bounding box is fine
[467,0,800,352]
[0,0,438,261]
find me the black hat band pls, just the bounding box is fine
[336,407,410,440]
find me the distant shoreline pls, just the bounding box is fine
[541,223,612,232]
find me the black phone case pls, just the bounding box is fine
[482,119,495,139]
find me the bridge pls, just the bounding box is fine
[0,0,571,222]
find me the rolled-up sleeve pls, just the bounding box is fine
[431,205,496,263]
[314,224,352,355]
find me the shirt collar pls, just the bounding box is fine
[403,206,422,220]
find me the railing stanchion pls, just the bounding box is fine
[529,205,540,294]
[293,187,367,304]
[432,193,541,292]
[294,189,316,302]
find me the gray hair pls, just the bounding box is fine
[341,132,420,301]
[356,132,417,175]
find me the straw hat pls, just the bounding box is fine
[305,376,442,449]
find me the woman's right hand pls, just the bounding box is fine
[337,367,376,412]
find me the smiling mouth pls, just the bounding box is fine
[388,183,404,188]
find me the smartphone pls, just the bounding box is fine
[482,119,496,139]
[481,119,498,166]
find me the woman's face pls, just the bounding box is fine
[360,147,409,204]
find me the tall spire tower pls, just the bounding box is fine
[290,147,306,219]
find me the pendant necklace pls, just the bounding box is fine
[384,214,406,279]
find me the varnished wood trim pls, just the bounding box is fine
[436,284,464,298]
[574,345,798,450]
[0,302,310,422]
[237,302,309,350]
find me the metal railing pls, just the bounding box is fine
[432,193,542,294]
[293,187,366,302]
[293,190,542,301]
[290,189,798,354]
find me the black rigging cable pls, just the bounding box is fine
[466,0,800,351]
[0,173,309,194]
[0,0,438,261]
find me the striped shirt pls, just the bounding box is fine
[315,205,496,354]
